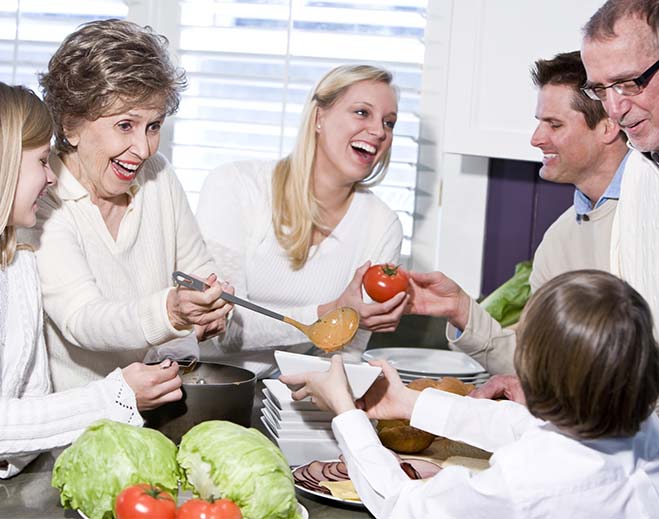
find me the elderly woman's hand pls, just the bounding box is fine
[318,262,408,333]
[279,355,356,415]
[121,359,183,411]
[166,273,234,333]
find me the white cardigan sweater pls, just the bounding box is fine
[0,250,141,479]
[196,160,403,377]
[21,153,216,390]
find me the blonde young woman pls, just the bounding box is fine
[0,83,182,479]
[196,65,407,377]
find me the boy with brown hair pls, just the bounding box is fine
[282,270,659,518]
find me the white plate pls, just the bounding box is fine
[261,416,341,465]
[79,502,309,519]
[263,379,318,410]
[262,397,334,423]
[275,350,381,399]
[261,407,335,440]
[363,348,485,376]
[293,460,365,509]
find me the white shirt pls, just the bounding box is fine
[21,153,216,390]
[196,160,403,377]
[0,251,141,478]
[332,389,659,518]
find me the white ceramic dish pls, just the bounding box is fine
[261,416,341,466]
[261,407,335,440]
[275,350,381,399]
[263,397,334,423]
[263,379,318,410]
[79,503,309,519]
[362,348,485,376]
[261,402,332,431]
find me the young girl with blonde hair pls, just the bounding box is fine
[0,83,182,478]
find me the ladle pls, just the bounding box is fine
[172,271,360,352]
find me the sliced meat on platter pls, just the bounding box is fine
[292,457,442,496]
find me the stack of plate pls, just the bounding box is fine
[260,379,341,466]
[362,348,490,386]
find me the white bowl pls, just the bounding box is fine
[261,416,341,466]
[261,408,335,440]
[262,380,317,411]
[262,398,334,423]
[274,350,381,399]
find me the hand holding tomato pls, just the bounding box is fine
[317,262,408,333]
[362,264,410,302]
[115,483,176,519]
[177,498,242,519]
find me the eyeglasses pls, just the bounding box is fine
[581,58,659,101]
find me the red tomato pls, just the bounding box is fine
[176,498,243,519]
[115,483,176,519]
[363,264,409,302]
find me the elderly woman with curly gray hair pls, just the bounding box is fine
[23,19,233,391]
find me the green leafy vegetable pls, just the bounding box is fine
[481,260,532,327]
[178,421,300,519]
[52,419,181,519]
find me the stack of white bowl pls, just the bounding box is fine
[260,378,341,466]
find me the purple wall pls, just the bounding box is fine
[480,158,573,297]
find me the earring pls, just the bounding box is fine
[316,123,321,129]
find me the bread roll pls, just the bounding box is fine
[377,377,476,454]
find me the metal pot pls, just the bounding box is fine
[142,362,256,444]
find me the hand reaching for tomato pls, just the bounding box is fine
[318,261,408,333]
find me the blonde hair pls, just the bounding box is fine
[0,83,53,269]
[272,64,395,270]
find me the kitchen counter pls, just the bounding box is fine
[0,381,373,519]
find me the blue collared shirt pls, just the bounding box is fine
[572,150,631,219]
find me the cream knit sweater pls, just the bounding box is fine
[448,200,616,374]
[21,153,216,390]
[0,251,141,478]
[196,160,403,377]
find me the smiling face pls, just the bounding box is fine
[10,143,56,228]
[63,105,165,200]
[314,80,397,186]
[530,84,606,185]
[582,16,659,152]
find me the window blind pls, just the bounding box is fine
[0,0,127,91]
[174,0,428,256]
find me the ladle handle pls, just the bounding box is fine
[172,271,286,322]
[219,291,285,322]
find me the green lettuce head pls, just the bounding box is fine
[52,419,181,519]
[178,421,300,519]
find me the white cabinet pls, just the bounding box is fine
[443,0,606,162]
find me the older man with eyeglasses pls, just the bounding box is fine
[581,0,659,330]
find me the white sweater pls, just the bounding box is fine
[334,390,659,518]
[196,160,403,377]
[611,149,659,335]
[21,153,216,390]
[0,251,141,478]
